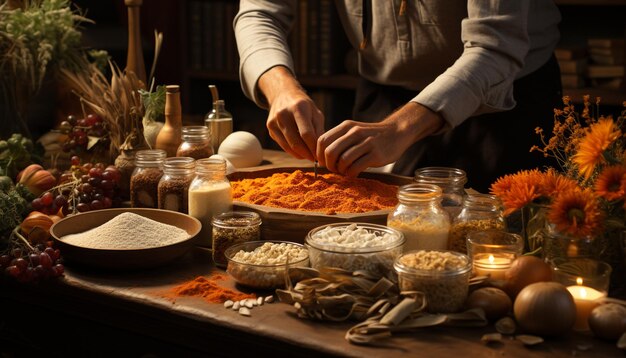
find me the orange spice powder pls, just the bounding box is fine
[231,170,399,214]
[170,274,256,303]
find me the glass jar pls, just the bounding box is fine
[448,194,507,254]
[205,99,233,153]
[130,149,167,208]
[414,167,467,219]
[176,125,212,159]
[387,183,450,251]
[157,157,195,214]
[188,157,233,247]
[212,211,261,268]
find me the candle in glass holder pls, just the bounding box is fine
[466,230,523,280]
[472,253,513,280]
[566,277,607,331]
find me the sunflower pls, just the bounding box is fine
[594,165,626,201]
[548,188,603,238]
[490,169,543,215]
[572,117,621,180]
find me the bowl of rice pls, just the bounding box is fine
[50,208,201,270]
[305,222,405,278]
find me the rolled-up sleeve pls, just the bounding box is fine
[414,1,531,129]
[234,0,297,108]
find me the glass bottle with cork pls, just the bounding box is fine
[155,85,183,157]
[204,85,233,153]
[176,125,212,159]
[387,183,451,251]
[130,149,167,208]
[158,156,195,214]
[188,157,233,247]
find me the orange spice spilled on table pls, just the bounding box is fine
[231,170,398,214]
[169,274,255,303]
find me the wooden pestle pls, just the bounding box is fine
[125,0,147,86]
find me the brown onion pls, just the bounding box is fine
[589,303,626,340]
[504,256,552,299]
[514,282,576,336]
[466,287,512,321]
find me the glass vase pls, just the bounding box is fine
[541,225,597,261]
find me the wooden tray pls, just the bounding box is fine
[228,167,413,243]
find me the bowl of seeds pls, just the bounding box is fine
[224,240,309,289]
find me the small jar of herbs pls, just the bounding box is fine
[212,211,261,268]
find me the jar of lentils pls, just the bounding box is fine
[387,183,450,252]
[212,211,261,268]
[158,157,195,213]
[448,194,506,254]
[176,125,212,159]
[130,149,167,208]
[414,167,467,219]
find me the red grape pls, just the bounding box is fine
[54,264,65,275]
[105,167,121,183]
[88,176,101,187]
[67,115,77,126]
[77,119,87,127]
[54,195,67,208]
[5,265,20,278]
[0,255,11,268]
[31,198,44,211]
[76,203,90,212]
[100,180,113,191]
[82,162,93,172]
[40,252,53,269]
[90,200,103,210]
[14,258,28,272]
[71,155,81,166]
[102,197,113,209]
[76,134,88,146]
[89,167,103,179]
[41,192,54,207]
[81,174,90,183]
[29,253,40,266]
[80,183,93,194]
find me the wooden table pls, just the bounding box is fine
[1,151,622,357]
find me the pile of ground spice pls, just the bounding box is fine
[231,170,398,214]
[169,274,256,303]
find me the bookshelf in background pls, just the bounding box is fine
[181,0,357,149]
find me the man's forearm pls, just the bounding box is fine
[257,66,304,106]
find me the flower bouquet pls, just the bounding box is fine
[490,96,626,288]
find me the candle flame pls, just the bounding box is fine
[576,277,583,285]
[488,254,495,264]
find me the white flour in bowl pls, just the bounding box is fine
[60,212,189,249]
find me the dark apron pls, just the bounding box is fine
[352,56,562,192]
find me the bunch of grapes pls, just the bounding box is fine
[58,114,110,155]
[31,156,122,215]
[0,244,64,283]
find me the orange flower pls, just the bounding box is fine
[594,165,626,201]
[540,168,579,197]
[490,169,543,216]
[548,188,603,238]
[572,117,621,180]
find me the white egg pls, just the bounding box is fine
[209,154,236,175]
[218,131,263,168]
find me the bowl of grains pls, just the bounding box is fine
[306,223,405,279]
[224,241,309,290]
[393,250,471,313]
[50,208,201,270]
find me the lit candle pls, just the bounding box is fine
[472,254,512,281]
[566,277,607,331]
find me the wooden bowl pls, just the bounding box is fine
[228,167,413,243]
[50,208,201,270]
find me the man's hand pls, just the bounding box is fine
[258,66,324,162]
[317,102,444,177]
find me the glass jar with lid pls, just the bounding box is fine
[212,211,261,268]
[387,183,451,251]
[188,157,233,247]
[130,149,167,208]
[448,194,507,253]
[176,125,212,159]
[414,167,467,219]
[157,157,195,214]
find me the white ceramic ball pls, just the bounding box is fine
[218,131,263,168]
[209,154,236,175]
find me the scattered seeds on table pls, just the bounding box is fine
[245,300,254,309]
[481,333,502,344]
[224,300,234,308]
[516,335,543,346]
[239,307,251,316]
[233,302,240,310]
[264,295,274,303]
[257,297,264,306]
[495,317,516,335]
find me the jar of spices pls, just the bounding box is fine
[448,194,507,254]
[176,125,213,159]
[212,211,261,268]
[188,157,232,247]
[387,183,450,251]
[130,149,167,208]
[414,167,467,219]
[158,157,195,214]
